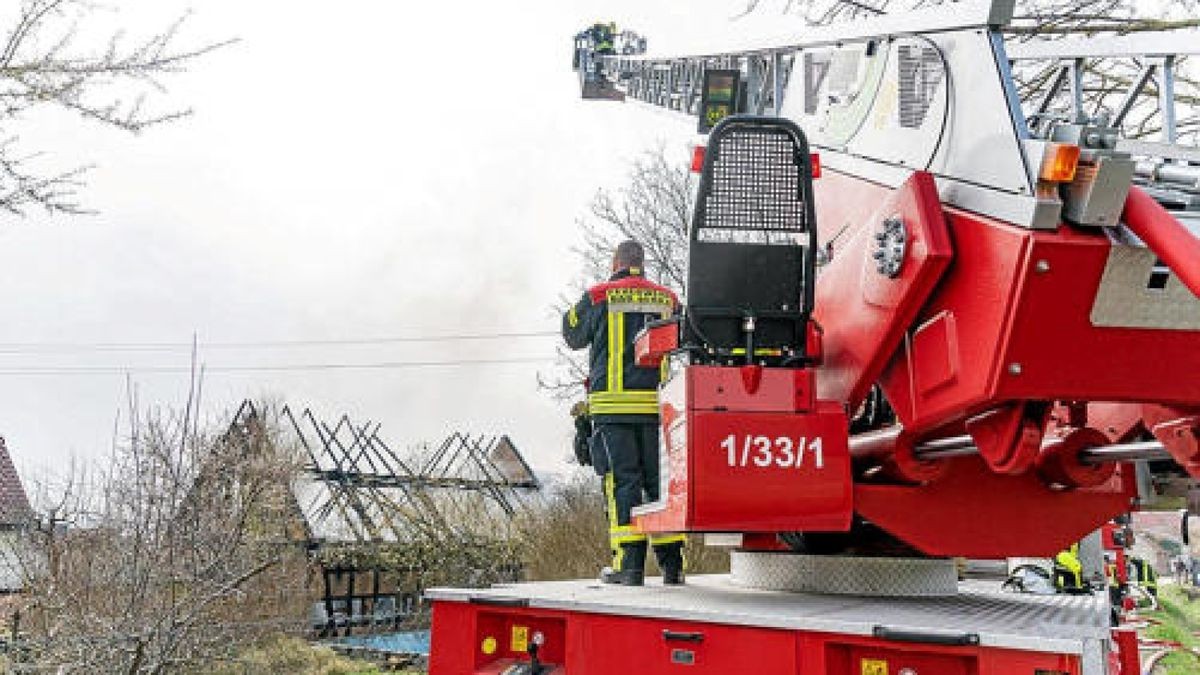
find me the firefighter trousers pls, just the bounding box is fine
[591,421,685,566]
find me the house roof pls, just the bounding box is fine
[0,437,32,526]
[489,435,539,488]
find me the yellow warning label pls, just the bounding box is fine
[861,659,889,675]
[481,636,497,655]
[511,625,529,653]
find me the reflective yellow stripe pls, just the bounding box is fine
[589,391,658,401]
[650,534,686,546]
[604,286,672,310]
[607,475,648,567]
[590,401,657,413]
[589,396,658,406]
[567,306,579,328]
[589,402,659,415]
[589,389,659,415]
[730,347,784,356]
[606,311,617,392]
[604,472,617,525]
[615,312,625,391]
[610,525,646,545]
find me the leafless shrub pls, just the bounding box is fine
[7,405,310,674]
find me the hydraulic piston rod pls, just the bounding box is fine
[910,437,1168,463]
[1078,441,1171,465]
[850,431,977,461]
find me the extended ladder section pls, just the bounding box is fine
[572,0,1200,225]
[1008,33,1200,214]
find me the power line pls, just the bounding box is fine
[0,356,555,376]
[0,330,562,354]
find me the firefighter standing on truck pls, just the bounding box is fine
[562,240,684,586]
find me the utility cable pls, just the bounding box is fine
[0,330,562,354]
[0,356,555,376]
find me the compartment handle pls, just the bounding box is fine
[468,596,529,608]
[662,629,705,643]
[872,625,980,646]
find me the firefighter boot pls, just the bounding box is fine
[654,541,685,586]
[601,541,647,586]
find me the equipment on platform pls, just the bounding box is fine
[430,2,1200,673]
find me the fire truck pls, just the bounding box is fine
[427,1,1200,672]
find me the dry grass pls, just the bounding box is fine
[206,637,384,675]
[515,471,729,581]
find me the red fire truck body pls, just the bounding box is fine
[428,576,1114,674]
[429,1,1200,672]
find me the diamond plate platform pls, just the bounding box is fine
[730,551,959,597]
[426,574,1110,658]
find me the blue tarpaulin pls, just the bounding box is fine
[334,630,431,655]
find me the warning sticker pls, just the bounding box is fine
[861,659,889,675]
[511,625,529,653]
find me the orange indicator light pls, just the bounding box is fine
[1040,143,1081,183]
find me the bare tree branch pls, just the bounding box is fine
[0,0,234,216]
[540,145,694,403]
[742,0,1200,34]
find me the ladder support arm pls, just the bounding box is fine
[1123,185,1200,299]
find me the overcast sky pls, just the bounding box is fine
[0,1,798,484]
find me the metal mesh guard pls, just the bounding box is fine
[731,551,960,597]
[699,126,808,244]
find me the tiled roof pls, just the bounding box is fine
[0,438,32,526]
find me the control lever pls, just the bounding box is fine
[528,638,542,673]
[514,630,547,675]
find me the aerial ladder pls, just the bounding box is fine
[428,2,1200,673]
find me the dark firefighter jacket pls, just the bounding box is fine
[562,267,678,421]
[589,23,615,54]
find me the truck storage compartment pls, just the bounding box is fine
[576,613,798,674]
[826,642,976,675]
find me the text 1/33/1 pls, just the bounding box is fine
[720,434,824,469]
